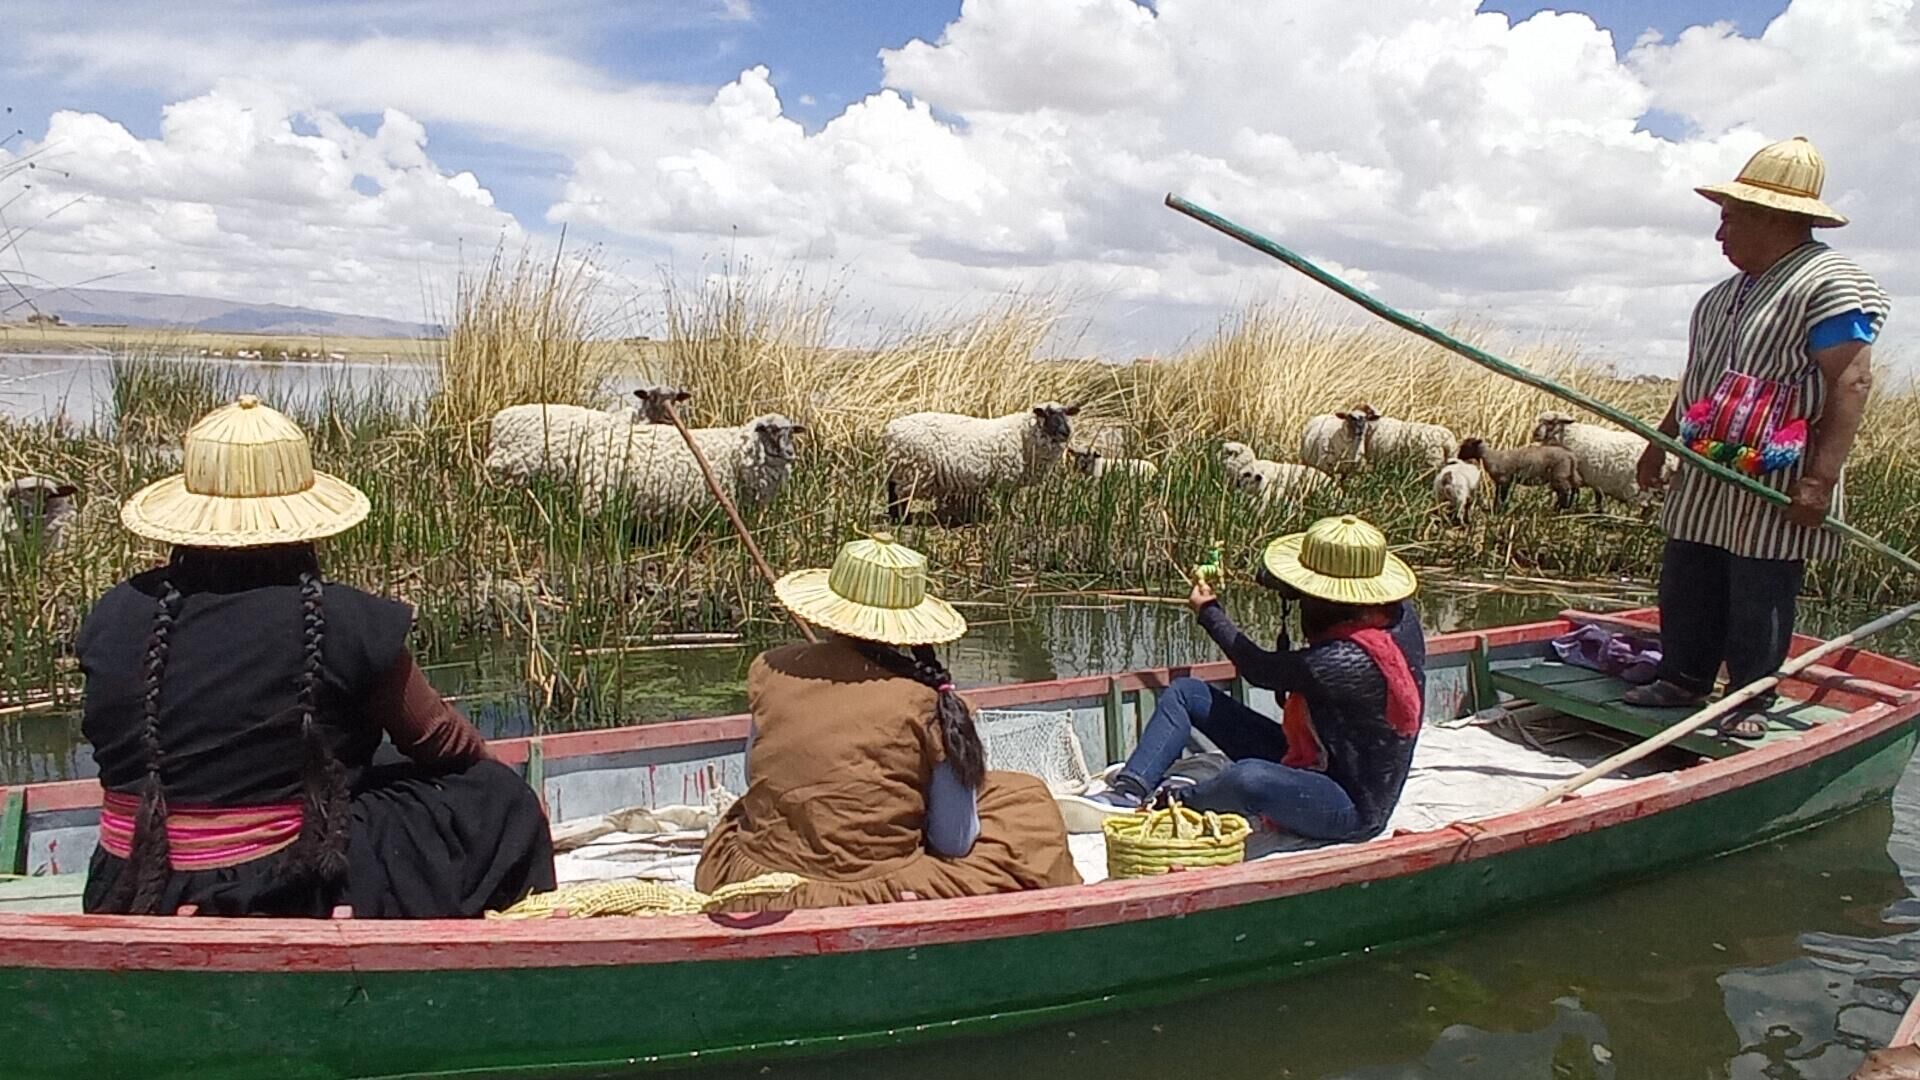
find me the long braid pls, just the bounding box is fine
[852,639,985,789]
[100,580,182,914]
[288,572,350,884]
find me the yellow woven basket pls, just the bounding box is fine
[1102,802,1250,879]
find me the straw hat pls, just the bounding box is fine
[120,395,370,548]
[1695,136,1847,228]
[1261,515,1417,606]
[773,534,968,646]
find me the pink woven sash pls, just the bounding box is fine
[98,791,303,871]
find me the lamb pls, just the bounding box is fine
[882,403,1080,522]
[1235,461,1336,507]
[1455,437,1583,510]
[1532,411,1666,514]
[1220,440,1260,474]
[2,476,80,552]
[1065,447,1159,481]
[1298,412,1371,473]
[585,414,807,517]
[628,383,693,424]
[1343,404,1458,471]
[1432,458,1483,524]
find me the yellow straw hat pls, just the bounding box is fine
[120,395,371,548]
[1695,135,1847,228]
[773,533,968,646]
[1261,515,1417,606]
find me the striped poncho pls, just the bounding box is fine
[1662,242,1890,562]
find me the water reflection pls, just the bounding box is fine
[0,351,435,423]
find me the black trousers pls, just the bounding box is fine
[1654,538,1805,703]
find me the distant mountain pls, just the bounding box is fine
[16,287,439,338]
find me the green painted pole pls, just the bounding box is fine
[1163,193,1920,579]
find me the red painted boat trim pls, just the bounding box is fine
[4,609,1915,975]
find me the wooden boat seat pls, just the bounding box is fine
[0,873,85,915]
[1488,657,1850,760]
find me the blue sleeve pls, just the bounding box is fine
[924,761,981,857]
[1808,310,1878,352]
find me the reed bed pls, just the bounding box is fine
[5,264,1917,735]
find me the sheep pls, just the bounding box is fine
[1455,437,1582,510]
[1432,458,1483,524]
[1343,404,1458,471]
[1299,412,1372,473]
[1220,440,1260,475]
[628,383,693,424]
[1066,447,1159,481]
[1235,461,1336,507]
[2,476,80,552]
[1531,411,1665,514]
[485,403,640,485]
[585,414,807,517]
[882,402,1080,523]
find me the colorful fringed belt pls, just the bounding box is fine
[98,791,303,871]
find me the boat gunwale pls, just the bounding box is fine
[2,609,1917,974]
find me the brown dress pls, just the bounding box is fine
[696,640,1081,909]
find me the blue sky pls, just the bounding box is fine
[0,1,1795,227]
[2,0,1906,370]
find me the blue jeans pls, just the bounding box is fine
[1116,677,1364,842]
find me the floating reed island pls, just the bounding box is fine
[4,248,1917,727]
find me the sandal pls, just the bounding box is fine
[1715,713,1769,741]
[1621,680,1707,709]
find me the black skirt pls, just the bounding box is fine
[84,759,555,918]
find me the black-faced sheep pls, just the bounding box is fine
[1531,411,1671,515]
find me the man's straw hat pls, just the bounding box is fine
[120,395,370,548]
[774,534,968,646]
[1696,136,1847,228]
[1261,515,1417,606]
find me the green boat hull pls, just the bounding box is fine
[7,721,1912,1080]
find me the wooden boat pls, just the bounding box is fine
[3,606,1918,1080]
[1851,991,1920,1079]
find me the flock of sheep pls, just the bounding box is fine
[477,386,1674,529]
[0,389,1677,557]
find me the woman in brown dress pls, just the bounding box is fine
[697,535,1080,908]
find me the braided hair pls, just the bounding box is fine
[97,579,182,914]
[96,545,350,913]
[284,570,350,885]
[852,640,985,789]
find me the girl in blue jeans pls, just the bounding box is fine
[1063,516,1426,843]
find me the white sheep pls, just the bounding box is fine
[485,403,638,485]
[1344,404,1457,471]
[2,476,80,552]
[585,414,807,517]
[484,386,696,486]
[1220,440,1261,475]
[883,403,1079,522]
[1298,413,1372,473]
[1532,411,1668,515]
[1236,461,1336,507]
[1432,458,1483,525]
[1066,447,1159,481]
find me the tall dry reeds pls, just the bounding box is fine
[432,237,615,443]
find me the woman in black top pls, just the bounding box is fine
[1061,516,1425,842]
[81,396,554,917]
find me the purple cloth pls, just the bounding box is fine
[1551,624,1662,686]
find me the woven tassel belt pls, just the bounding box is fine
[99,791,304,871]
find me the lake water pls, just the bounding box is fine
[0,351,437,423]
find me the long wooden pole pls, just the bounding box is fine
[662,405,818,644]
[1515,597,1920,810]
[1162,193,1920,579]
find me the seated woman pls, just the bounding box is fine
[697,534,1081,909]
[81,396,555,918]
[1062,515,1425,844]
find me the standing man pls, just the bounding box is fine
[1624,136,1890,736]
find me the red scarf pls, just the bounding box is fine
[1280,608,1422,770]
